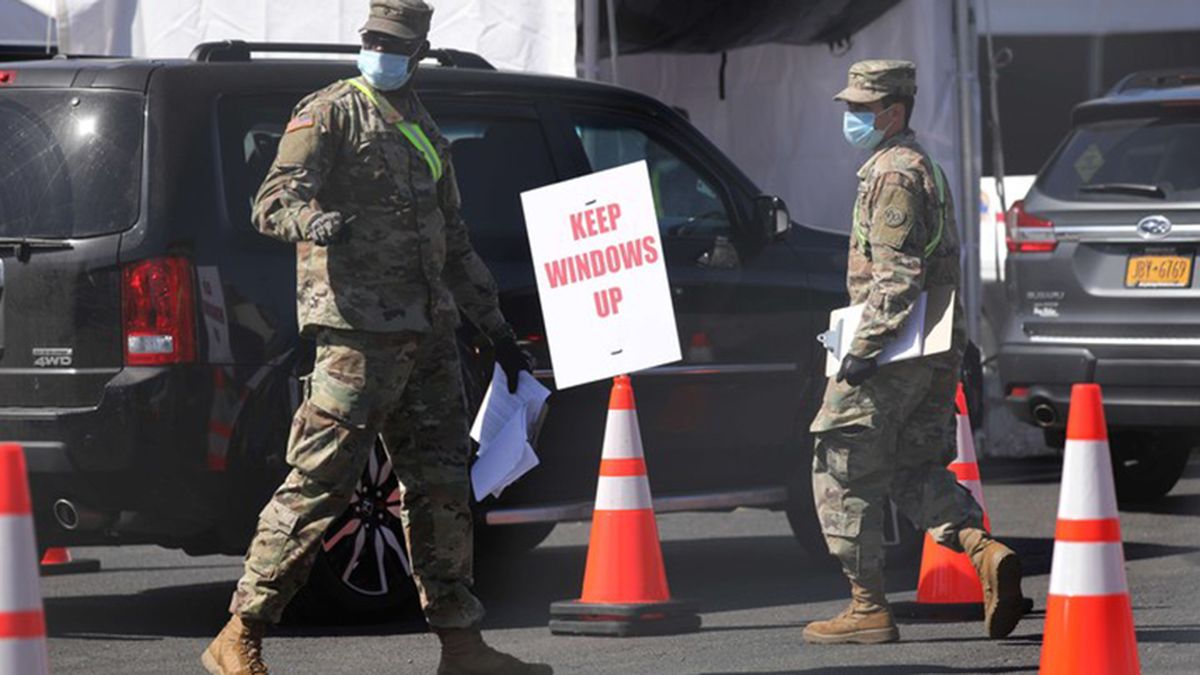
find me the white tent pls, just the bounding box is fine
[1,0,575,76]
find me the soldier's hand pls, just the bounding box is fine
[495,337,533,394]
[307,211,346,246]
[837,354,878,387]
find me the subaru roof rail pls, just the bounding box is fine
[1108,67,1200,96]
[189,40,494,70]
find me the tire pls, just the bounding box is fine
[785,473,923,571]
[291,437,419,622]
[1109,431,1194,505]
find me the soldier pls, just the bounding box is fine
[803,60,1024,645]
[202,2,552,674]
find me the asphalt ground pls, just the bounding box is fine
[42,455,1200,674]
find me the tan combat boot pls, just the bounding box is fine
[201,615,269,675]
[802,581,899,644]
[960,527,1024,638]
[436,627,553,675]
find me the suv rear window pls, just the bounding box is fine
[1039,117,1200,202]
[0,91,143,238]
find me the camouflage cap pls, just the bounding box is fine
[834,60,918,103]
[361,0,433,41]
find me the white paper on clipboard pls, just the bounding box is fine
[818,287,956,377]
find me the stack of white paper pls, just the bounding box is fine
[469,365,552,501]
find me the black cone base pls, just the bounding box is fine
[549,599,701,637]
[40,558,102,576]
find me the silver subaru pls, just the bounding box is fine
[998,68,1200,503]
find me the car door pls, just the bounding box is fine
[549,104,808,495]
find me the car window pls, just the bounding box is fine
[218,94,303,230]
[571,113,731,238]
[0,91,143,238]
[219,96,557,250]
[1039,117,1200,202]
[433,107,558,249]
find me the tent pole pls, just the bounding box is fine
[605,0,620,84]
[955,0,982,348]
[582,0,599,80]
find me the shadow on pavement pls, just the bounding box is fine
[1001,536,1198,578]
[1136,624,1200,644]
[977,457,1063,486]
[1121,493,1200,516]
[477,535,855,631]
[45,534,854,639]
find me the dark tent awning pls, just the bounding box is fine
[590,0,903,56]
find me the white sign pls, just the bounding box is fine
[520,161,681,389]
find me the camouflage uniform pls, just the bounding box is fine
[230,70,512,628]
[810,60,984,591]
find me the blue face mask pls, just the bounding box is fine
[357,49,413,91]
[843,110,885,150]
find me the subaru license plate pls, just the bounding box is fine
[1125,254,1193,288]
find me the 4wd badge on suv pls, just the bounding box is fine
[32,347,73,368]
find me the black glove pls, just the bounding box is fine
[836,354,878,387]
[494,337,533,394]
[307,211,346,246]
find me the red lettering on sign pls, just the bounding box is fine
[642,235,660,264]
[544,259,570,289]
[594,286,624,318]
[585,208,599,237]
[617,239,644,268]
[570,212,587,241]
[543,235,662,291]
[569,203,623,240]
[608,203,622,231]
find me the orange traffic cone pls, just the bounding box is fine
[1,444,50,674]
[1040,384,1141,674]
[550,376,700,636]
[915,384,990,606]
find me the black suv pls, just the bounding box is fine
[999,68,1200,503]
[0,42,856,616]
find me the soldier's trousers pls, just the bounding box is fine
[810,356,984,590]
[229,323,484,628]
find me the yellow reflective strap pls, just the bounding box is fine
[398,122,443,182]
[923,156,947,257]
[346,78,444,182]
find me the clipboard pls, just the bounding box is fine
[817,287,955,377]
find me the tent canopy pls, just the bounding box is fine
[594,0,902,55]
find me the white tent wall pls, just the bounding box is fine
[980,0,1200,35]
[48,0,575,76]
[0,0,54,46]
[603,0,965,240]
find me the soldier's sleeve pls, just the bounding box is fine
[439,160,516,343]
[251,99,343,243]
[849,171,928,359]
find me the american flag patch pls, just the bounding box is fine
[285,115,315,133]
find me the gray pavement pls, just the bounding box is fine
[43,456,1200,674]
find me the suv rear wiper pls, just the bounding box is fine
[1078,183,1167,199]
[0,237,74,260]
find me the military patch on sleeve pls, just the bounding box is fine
[870,181,920,250]
[883,206,908,227]
[285,114,316,134]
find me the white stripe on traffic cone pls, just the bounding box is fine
[1,443,50,674]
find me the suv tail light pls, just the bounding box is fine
[122,257,197,366]
[1005,200,1057,253]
